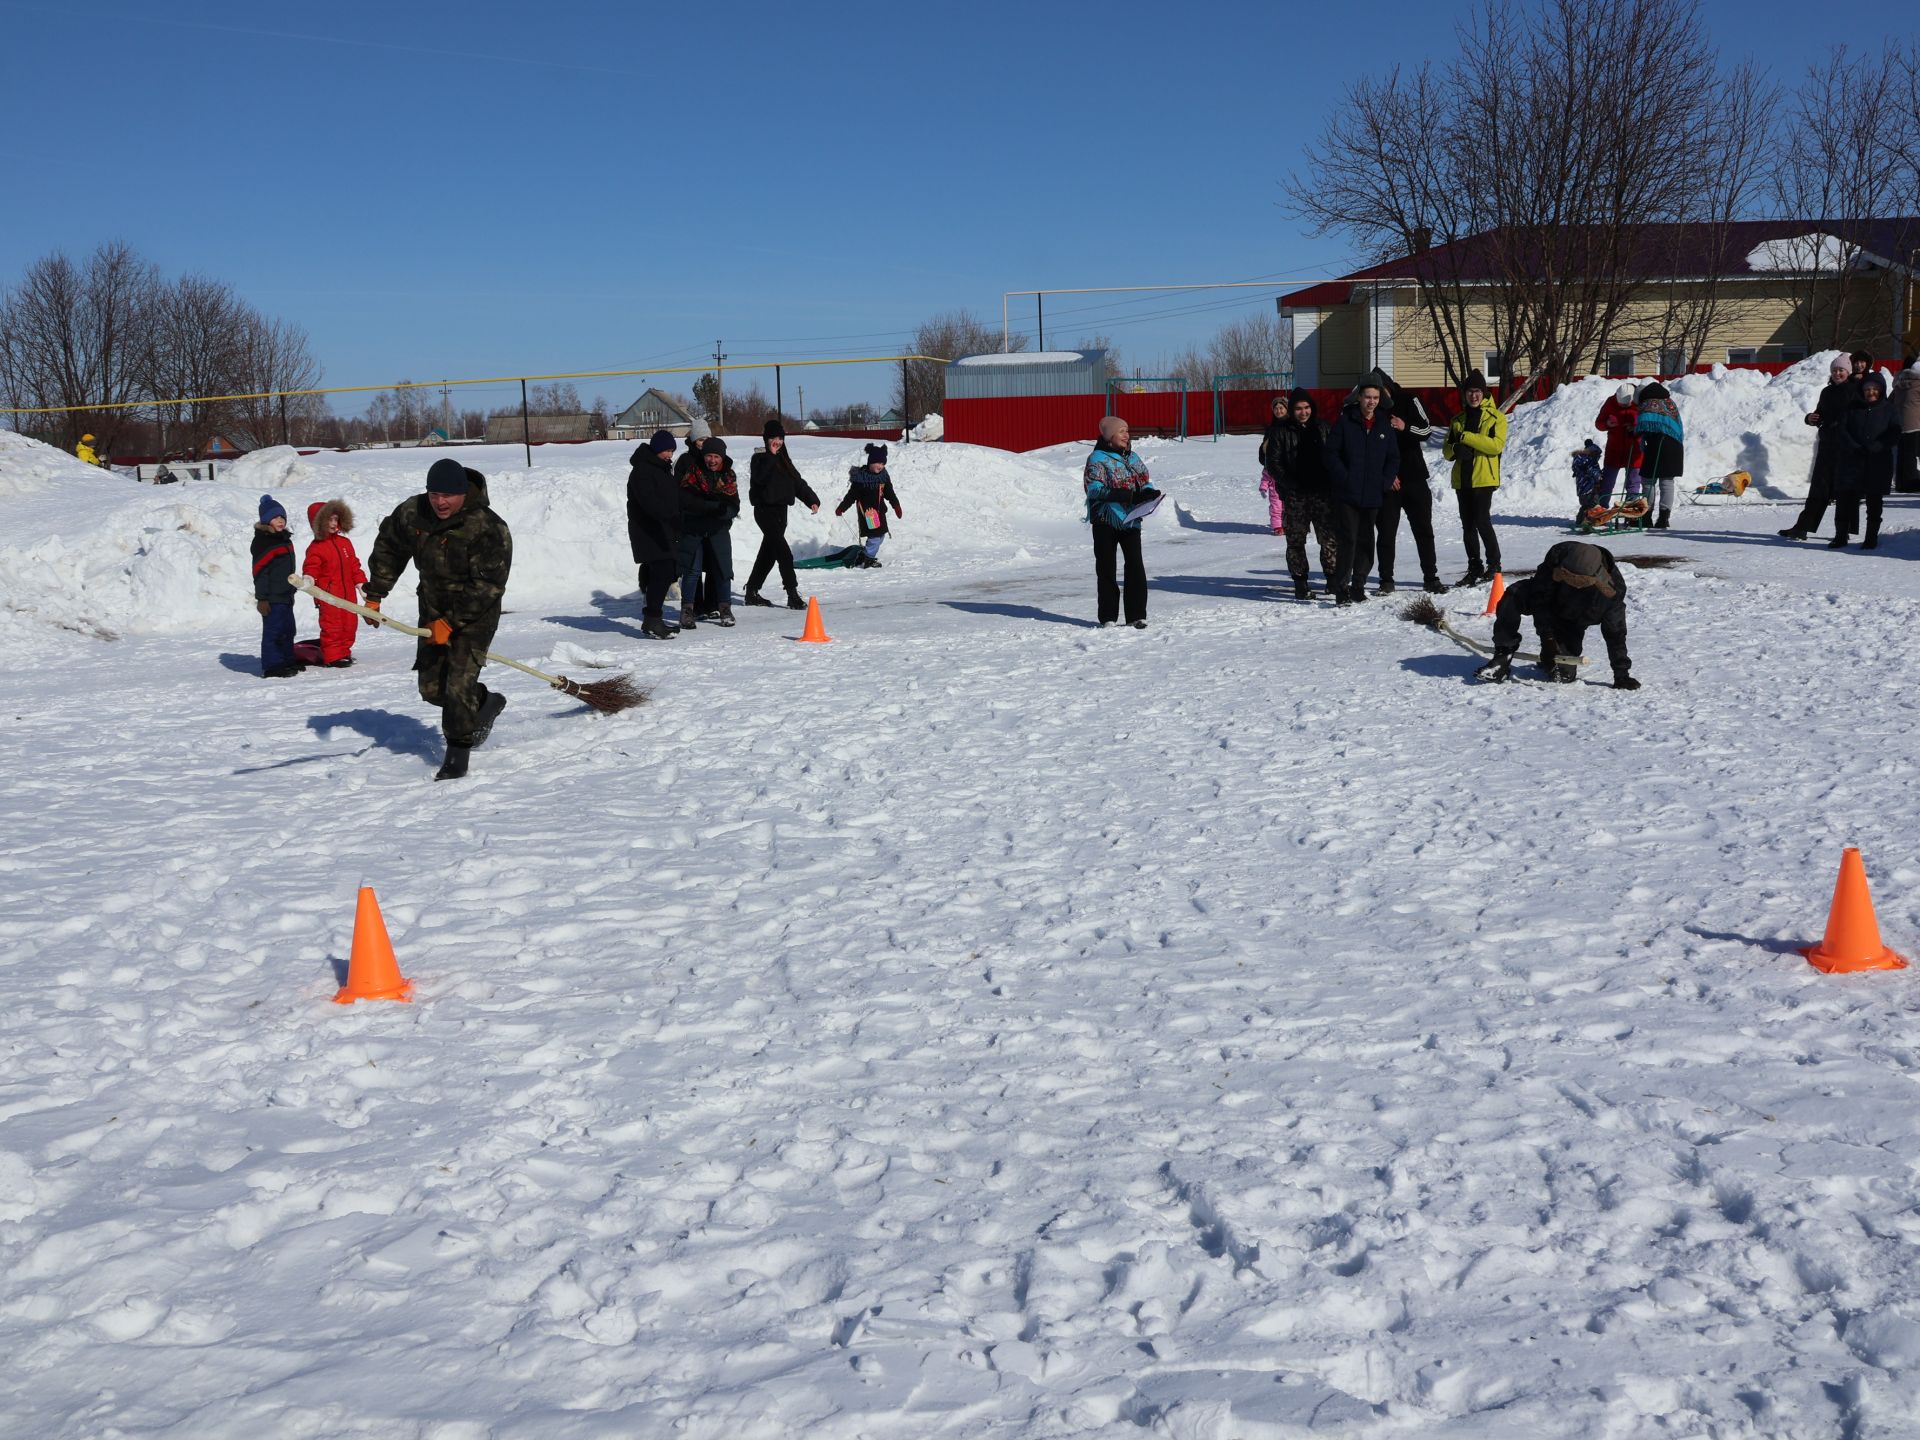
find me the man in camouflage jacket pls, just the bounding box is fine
[364,458,514,780]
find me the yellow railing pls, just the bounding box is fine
[0,354,950,416]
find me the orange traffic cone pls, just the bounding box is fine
[334,886,414,1003]
[1482,571,1506,615]
[1802,847,1908,974]
[798,596,831,644]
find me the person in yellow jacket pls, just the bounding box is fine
[75,434,100,466]
[1442,370,1506,585]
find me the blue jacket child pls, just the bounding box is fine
[252,494,301,677]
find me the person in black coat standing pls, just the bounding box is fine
[626,429,683,639]
[1320,380,1400,605]
[1258,388,1337,599]
[743,418,819,609]
[1780,357,1856,540]
[1828,371,1899,550]
[1362,367,1444,594]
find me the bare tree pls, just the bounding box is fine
[0,241,161,449]
[1769,46,1915,352]
[895,309,1025,424]
[226,314,323,448]
[1288,0,1780,389]
[1075,334,1125,380]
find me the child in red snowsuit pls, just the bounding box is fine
[303,499,366,666]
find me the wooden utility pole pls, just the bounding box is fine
[797,384,804,428]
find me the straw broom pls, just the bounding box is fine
[1398,595,1587,667]
[292,576,646,713]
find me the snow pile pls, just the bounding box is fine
[219,444,323,491]
[909,411,944,442]
[1497,354,1847,514]
[951,351,1089,366]
[0,427,100,499]
[0,434,1082,638]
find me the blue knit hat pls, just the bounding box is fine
[258,494,286,523]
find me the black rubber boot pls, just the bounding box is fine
[743,591,774,607]
[1654,509,1671,530]
[1376,578,1396,595]
[434,744,471,781]
[1293,580,1310,600]
[642,616,677,639]
[470,692,508,748]
[785,591,807,610]
[1423,576,1449,594]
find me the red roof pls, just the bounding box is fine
[1280,218,1920,307]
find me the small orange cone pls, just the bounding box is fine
[798,596,831,644]
[334,886,414,1003]
[1482,571,1506,615]
[1802,847,1908,974]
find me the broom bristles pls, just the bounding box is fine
[1399,596,1444,628]
[553,674,648,713]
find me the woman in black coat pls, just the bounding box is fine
[625,430,683,639]
[743,419,819,608]
[1828,372,1899,550]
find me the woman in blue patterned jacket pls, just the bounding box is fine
[1084,415,1160,628]
[1633,382,1685,530]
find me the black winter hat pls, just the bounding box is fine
[426,457,469,494]
[763,418,786,440]
[1462,370,1489,393]
[1287,386,1315,412]
[702,437,728,458]
[864,443,888,464]
[648,429,675,453]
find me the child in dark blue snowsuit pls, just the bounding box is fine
[1571,439,1605,523]
[835,443,902,567]
[252,494,300,677]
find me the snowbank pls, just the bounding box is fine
[0,433,1081,638]
[1496,354,1848,514]
[0,428,100,499]
[909,411,944,442]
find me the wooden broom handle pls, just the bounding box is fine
[291,576,571,690]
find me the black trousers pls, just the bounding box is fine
[1455,486,1501,571]
[638,560,675,619]
[1897,432,1919,495]
[1376,479,1438,583]
[1092,524,1147,624]
[746,509,798,595]
[1791,469,1832,534]
[1834,492,1883,541]
[1330,502,1378,597]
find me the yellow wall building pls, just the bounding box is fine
[1282,220,1920,392]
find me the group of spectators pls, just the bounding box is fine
[1780,351,1920,549]
[625,419,901,638]
[1244,370,1508,604]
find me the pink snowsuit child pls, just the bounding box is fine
[1258,470,1286,533]
[302,499,367,666]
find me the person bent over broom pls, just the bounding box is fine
[363,458,514,780]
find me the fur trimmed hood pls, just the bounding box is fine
[307,499,356,536]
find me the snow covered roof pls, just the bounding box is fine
[950,351,1094,367]
[1282,217,1920,307]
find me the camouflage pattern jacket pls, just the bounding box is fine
[364,468,513,633]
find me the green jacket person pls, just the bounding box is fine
[364,458,514,781]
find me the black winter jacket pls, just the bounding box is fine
[1831,397,1900,498]
[1806,381,1857,486]
[679,460,741,538]
[1258,419,1330,494]
[626,447,682,565]
[748,449,821,517]
[1322,406,1400,508]
[1511,541,1631,675]
[251,524,297,604]
[1360,368,1433,484]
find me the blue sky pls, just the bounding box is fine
[0,0,1906,416]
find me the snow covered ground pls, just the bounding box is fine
[3,372,1920,1438]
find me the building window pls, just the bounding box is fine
[1606,349,1635,377]
[1779,345,1809,363]
[1483,351,1506,379]
[1726,347,1759,365]
[1658,347,1686,375]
